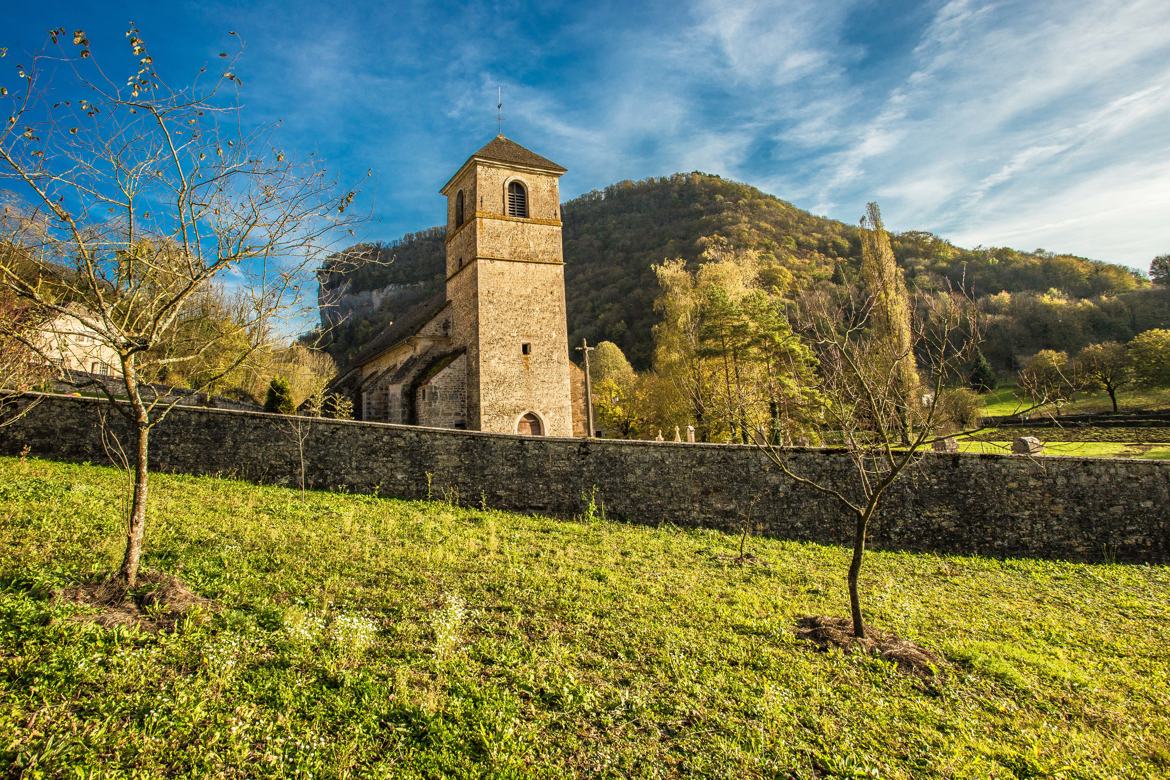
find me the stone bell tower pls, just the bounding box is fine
[439,136,573,436]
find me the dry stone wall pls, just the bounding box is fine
[3,393,1168,564]
[974,426,1170,443]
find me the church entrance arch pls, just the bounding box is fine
[516,412,543,436]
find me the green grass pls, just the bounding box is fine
[980,383,1170,417]
[956,439,1170,459]
[1,457,1168,778]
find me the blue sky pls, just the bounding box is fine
[5,0,1169,271]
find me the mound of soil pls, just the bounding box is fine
[795,615,942,680]
[56,572,212,631]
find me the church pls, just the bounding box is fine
[337,136,584,437]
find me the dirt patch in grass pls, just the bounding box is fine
[795,615,942,680]
[56,572,212,631]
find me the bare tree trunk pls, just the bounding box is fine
[120,417,149,588]
[1107,385,1119,414]
[118,363,151,589]
[848,509,869,638]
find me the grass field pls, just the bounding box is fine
[1,457,1168,778]
[980,384,1170,418]
[956,439,1170,459]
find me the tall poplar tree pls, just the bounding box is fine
[859,203,919,444]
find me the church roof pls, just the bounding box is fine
[348,292,448,369]
[441,136,566,192]
[472,135,566,173]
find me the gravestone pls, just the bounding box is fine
[933,437,960,453]
[1012,436,1044,455]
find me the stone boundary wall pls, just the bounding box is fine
[975,427,1170,443]
[2,394,1168,564]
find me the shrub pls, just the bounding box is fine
[264,376,295,415]
[939,387,983,430]
[968,351,998,392]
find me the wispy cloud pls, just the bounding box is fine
[9,0,1164,270]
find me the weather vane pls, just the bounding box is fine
[497,86,504,136]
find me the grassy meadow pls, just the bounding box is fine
[1,456,1168,778]
[979,384,1170,418]
[955,439,1170,459]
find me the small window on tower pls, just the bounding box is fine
[507,181,528,218]
[455,190,465,227]
[521,342,532,356]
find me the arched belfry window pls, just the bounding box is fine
[506,181,528,218]
[455,190,465,228]
[517,412,543,436]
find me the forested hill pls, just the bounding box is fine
[319,172,1160,370]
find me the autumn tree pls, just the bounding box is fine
[859,203,919,443]
[591,340,635,385]
[1018,350,1078,414]
[1127,328,1170,388]
[652,257,713,439]
[1074,342,1131,413]
[269,343,337,409]
[651,241,818,443]
[589,341,644,438]
[0,288,52,425]
[0,28,359,586]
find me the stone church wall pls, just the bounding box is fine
[3,393,1167,564]
[475,258,574,436]
[415,355,468,429]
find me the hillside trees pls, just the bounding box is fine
[0,28,359,586]
[968,350,998,392]
[269,344,337,409]
[319,172,1151,372]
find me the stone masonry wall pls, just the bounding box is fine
[3,394,1168,564]
[974,426,1170,443]
[416,355,468,429]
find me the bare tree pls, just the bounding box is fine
[0,27,360,586]
[755,282,983,640]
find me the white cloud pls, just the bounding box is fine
[798,0,1170,268]
[210,0,1170,270]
